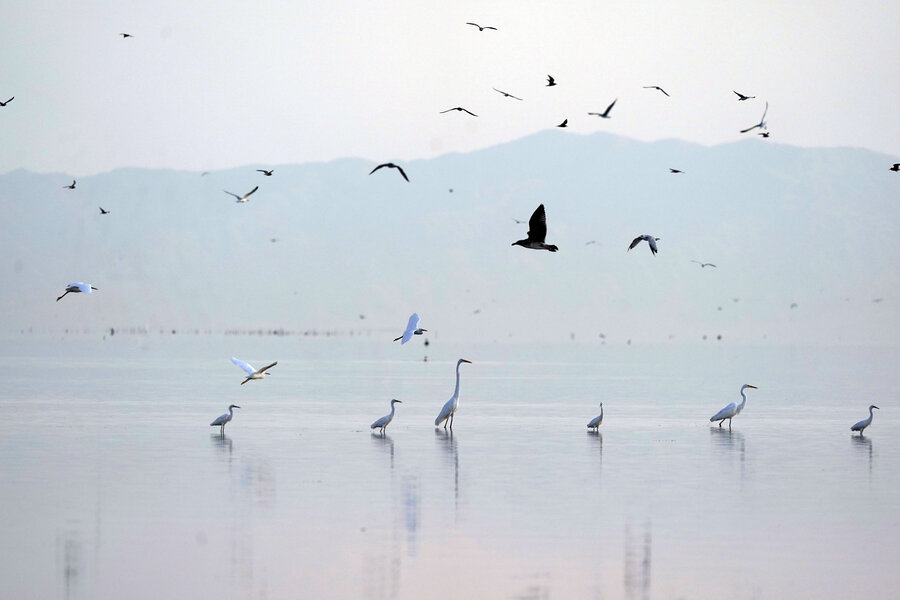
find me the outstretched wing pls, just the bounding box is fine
[243,186,259,199]
[369,164,386,175]
[395,165,409,182]
[231,356,256,375]
[223,190,241,200]
[604,98,617,115]
[760,101,768,123]
[710,402,737,422]
[527,204,548,243]
[257,361,277,374]
[628,236,643,251]
[739,123,759,133]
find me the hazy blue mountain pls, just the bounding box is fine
[1,131,897,345]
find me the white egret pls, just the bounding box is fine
[434,359,473,430]
[371,399,402,434]
[394,313,426,344]
[587,403,604,430]
[850,405,879,435]
[210,404,240,433]
[56,282,98,302]
[223,185,259,203]
[710,384,758,428]
[231,356,277,385]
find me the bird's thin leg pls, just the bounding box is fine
[718,420,723,428]
[728,418,732,429]
[449,414,454,430]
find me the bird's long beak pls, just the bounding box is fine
[461,359,472,364]
[234,405,241,409]
[873,405,880,409]
[747,385,758,389]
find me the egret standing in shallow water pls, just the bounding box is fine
[710,384,757,428]
[371,399,402,434]
[56,282,98,302]
[435,359,473,430]
[851,405,879,435]
[231,357,277,385]
[210,404,240,434]
[587,403,603,430]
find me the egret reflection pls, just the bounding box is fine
[435,428,460,511]
[371,431,395,471]
[851,434,873,475]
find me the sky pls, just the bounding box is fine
[1,1,898,176]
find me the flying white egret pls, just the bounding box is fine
[210,404,240,433]
[850,405,879,435]
[710,384,758,428]
[56,282,98,302]
[223,185,259,203]
[230,356,277,385]
[434,359,473,430]
[394,313,426,344]
[371,399,402,434]
[587,403,603,430]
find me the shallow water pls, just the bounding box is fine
[0,337,897,599]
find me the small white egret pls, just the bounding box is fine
[434,359,473,430]
[394,313,426,344]
[850,405,879,435]
[231,356,277,385]
[587,403,604,430]
[210,404,240,433]
[710,384,758,428]
[56,282,98,302]
[371,399,402,433]
[223,185,259,203]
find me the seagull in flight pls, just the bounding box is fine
[56,282,98,302]
[628,235,659,255]
[889,163,899,172]
[512,204,558,252]
[394,313,426,344]
[546,75,556,87]
[256,169,273,176]
[223,185,259,203]
[63,180,76,189]
[643,85,669,97]
[588,99,617,119]
[369,162,409,182]
[119,33,133,38]
[466,22,497,31]
[231,356,277,385]
[758,131,771,138]
[733,90,755,101]
[691,260,716,268]
[556,118,568,128]
[0,96,13,107]
[493,88,522,100]
[669,168,684,174]
[440,106,478,116]
[99,207,110,215]
[740,101,768,133]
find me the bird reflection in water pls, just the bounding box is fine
[623,522,652,600]
[851,435,873,476]
[371,431,395,471]
[587,430,603,473]
[710,427,747,485]
[56,527,82,600]
[434,429,460,512]
[210,432,233,462]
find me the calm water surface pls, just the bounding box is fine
[0,337,897,599]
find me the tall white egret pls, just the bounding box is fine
[710,384,758,428]
[587,403,604,430]
[851,405,879,435]
[394,313,426,344]
[210,404,240,433]
[56,282,98,302]
[434,359,473,430]
[371,399,402,434]
[231,356,277,385]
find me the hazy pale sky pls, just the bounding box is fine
[1,0,898,175]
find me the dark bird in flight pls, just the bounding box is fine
[546,75,556,87]
[628,234,659,255]
[223,185,259,203]
[512,204,558,252]
[99,207,109,215]
[669,168,684,174]
[0,96,13,107]
[369,162,409,182]
[889,163,899,172]
[63,180,76,189]
[257,169,273,176]
[466,22,497,31]
[758,131,770,138]
[557,118,568,128]
[440,106,478,116]
[493,88,522,100]
[734,90,755,101]
[740,101,768,133]
[588,99,617,119]
[119,33,133,38]
[691,260,716,268]
[643,85,669,97]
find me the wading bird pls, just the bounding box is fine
[587,403,603,430]
[733,91,755,101]
[851,405,879,435]
[369,162,409,182]
[466,22,497,31]
[493,88,522,100]
[588,99,617,119]
[643,85,669,97]
[210,404,239,434]
[0,96,13,106]
[628,234,659,255]
[394,313,426,344]
[691,260,716,268]
[223,185,258,203]
[740,101,768,133]
[546,75,556,87]
[99,207,110,215]
[256,169,273,176]
[371,399,402,434]
[709,384,758,428]
[63,180,76,189]
[440,106,478,116]
[435,359,473,430]
[512,204,558,252]
[56,282,98,302]
[231,356,277,385]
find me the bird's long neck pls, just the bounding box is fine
[453,363,462,401]
[389,403,396,418]
[869,406,875,418]
[600,405,603,419]
[738,388,748,411]
[228,406,235,417]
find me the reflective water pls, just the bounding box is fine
[1,338,897,599]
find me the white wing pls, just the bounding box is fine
[710,402,737,422]
[210,412,229,426]
[231,356,256,375]
[435,398,454,426]
[647,238,658,253]
[371,414,390,429]
[587,415,602,428]
[401,313,420,344]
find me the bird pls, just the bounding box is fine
[709,384,758,428]
[546,75,556,87]
[230,356,277,385]
[371,399,402,434]
[850,405,879,435]
[466,22,497,31]
[669,168,684,174]
[556,118,568,128]
[740,101,768,133]
[369,162,409,182]
[643,85,669,97]
[628,235,659,255]
[512,204,558,252]
[440,106,478,116]
[758,131,771,138]
[63,180,76,189]
[56,282,98,302]
[119,33,133,38]
[210,404,240,434]
[588,99,617,119]
[434,359,473,429]
[394,313,426,344]
[587,403,603,430]
[0,96,13,107]
[493,88,522,100]
[223,185,258,203]
[733,91,755,101]
[889,163,899,172]
[99,207,110,215]
[256,169,273,176]
[691,260,717,268]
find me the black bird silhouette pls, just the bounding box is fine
[512,204,558,252]
[628,234,659,255]
[890,163,900,172]
[466,22,497,31]
[669,168,684,174]
[119,33,133,38]
[740,101,768,133]
[691,260,716,268]
[0,96,13,107]
[557,118,568,128]
[546,75,556,87]
[493,88,522,100]
[369,163,409,182]
[588,98,617,119]
[733,90,755,101]
[440,107,478,116]
[99,207,109,215]
[643,85,669,97]
[758,131,770,138]
[63,180,76,189]
[256,169,273,176]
